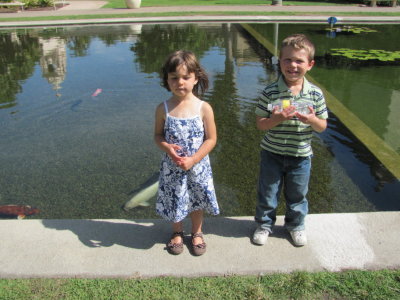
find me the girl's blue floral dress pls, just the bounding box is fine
[156,101,220,222]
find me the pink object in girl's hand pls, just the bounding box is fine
[92,88,102,97]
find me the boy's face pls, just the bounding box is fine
[279,46,314,86]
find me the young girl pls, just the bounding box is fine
[154,50,219,256]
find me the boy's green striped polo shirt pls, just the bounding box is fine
[255,76,328,157]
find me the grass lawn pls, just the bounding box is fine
[1,270,400,299]
[104,0,363,8]
[0,0,399,22]
[0,0,398,21]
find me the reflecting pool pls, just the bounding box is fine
[0,23,399,219]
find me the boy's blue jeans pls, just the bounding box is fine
[255,149,311,232]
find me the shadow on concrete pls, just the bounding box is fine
[41,217,292,250]
[194,217,291,244]
[42,219,163,249]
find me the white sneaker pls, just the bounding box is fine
[290,230,307,246]
[252,226,270,245]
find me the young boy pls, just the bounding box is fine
[253,34,328,247]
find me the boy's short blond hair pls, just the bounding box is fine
[280,34,315,61]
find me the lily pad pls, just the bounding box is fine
[319,48,400,68]
[328,48,400,62]
[325,26,378,35]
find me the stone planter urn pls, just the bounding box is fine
[272,0,282,5]
[125,0,141,9]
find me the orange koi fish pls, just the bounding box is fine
[91,88,102,97]
[0,205,40,219]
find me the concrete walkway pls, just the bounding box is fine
[1,212,399,278]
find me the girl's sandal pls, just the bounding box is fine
[167,231,184,255]
[191,232,207,256]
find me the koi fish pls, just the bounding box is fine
[0,205,40,219]
[123,181,159,211]
[91,88,102,97]
[70,99,83,111]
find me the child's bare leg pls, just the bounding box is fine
[171,221,183,244]
[190,210,203,245]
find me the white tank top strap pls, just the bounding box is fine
[163,101,169,115]
[198,100,203,115]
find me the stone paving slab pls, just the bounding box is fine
[58,0,107,10]
[0,212,399,278]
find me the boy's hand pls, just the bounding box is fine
[295,106,317,125]
[295,106,327,132]
[256,105,297,131]
[271,105,297,121]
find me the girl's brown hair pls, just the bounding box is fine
[161,50,209,97]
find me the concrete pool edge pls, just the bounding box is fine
[1,15,400,29]
[0,212,399,278]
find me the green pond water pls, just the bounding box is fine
[0,23,399,219]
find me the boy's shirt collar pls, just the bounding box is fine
[277,75,311,96]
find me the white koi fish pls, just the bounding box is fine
[123,181,159,211]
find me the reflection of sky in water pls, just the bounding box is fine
[66,39,145,94]
[0,24,399,219]
[235,62,268,104]
[203,48,265,106]
[201,47,225,90]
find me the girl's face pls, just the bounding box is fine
[279,46,314,86]
[167,64,198,98]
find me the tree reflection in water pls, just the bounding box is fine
[0,24,399,219]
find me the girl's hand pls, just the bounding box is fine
[167,144,184,165]
[176,156,196,171]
